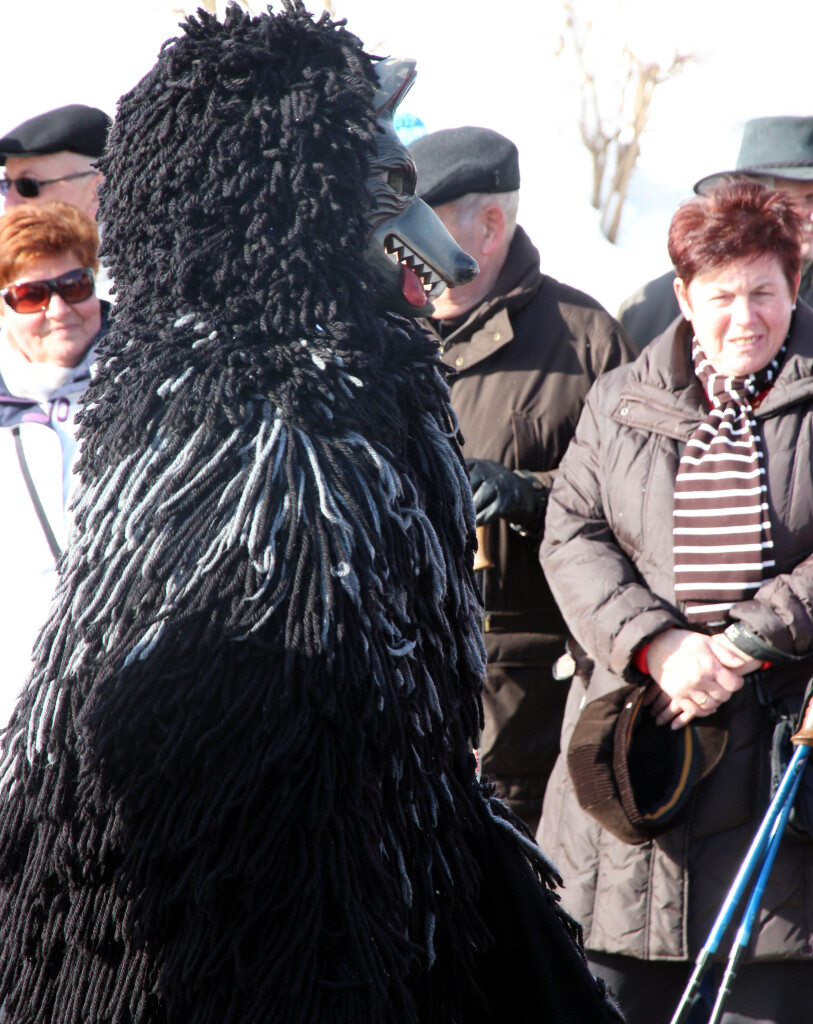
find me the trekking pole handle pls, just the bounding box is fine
[473,524,494,572]
[791,692,813,746]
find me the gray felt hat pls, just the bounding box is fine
[0,104,111,165]
[409,126,520,207]
[694,116,813,194]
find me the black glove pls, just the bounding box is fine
[465,458,548,532]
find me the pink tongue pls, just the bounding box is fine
[400,264,427,306]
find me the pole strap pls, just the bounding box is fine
[12,425,62,562]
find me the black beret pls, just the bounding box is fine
[409,126,520,207]
[0,104,111,165]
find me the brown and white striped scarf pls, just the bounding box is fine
[673,337,786,628]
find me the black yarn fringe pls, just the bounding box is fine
[0,4,621,1023]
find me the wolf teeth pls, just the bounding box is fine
[384,236,443,294]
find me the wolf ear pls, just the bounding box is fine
[373,57,417,118]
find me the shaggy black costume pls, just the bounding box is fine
[0,5,623,1022]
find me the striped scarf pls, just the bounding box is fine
[673,337,786,628]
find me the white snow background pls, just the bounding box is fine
[5,0,813,315]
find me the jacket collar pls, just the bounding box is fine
[425,226,543,372]
[757,301,813,414]
[0,299,109,428]
[612,302,813,439]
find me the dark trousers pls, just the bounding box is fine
[589,951,813,1024]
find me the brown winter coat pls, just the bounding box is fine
[423,226,635,830]
[538,306,813,962]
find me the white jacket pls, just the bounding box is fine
[0,314,104,725]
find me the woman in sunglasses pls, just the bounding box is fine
[0,200,107,722]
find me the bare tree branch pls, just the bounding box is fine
[559,1,694,242]
[561,0,619,209]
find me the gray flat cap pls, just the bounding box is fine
[409,126,520,207]
[694,116,813,193]
[0,104,111,165]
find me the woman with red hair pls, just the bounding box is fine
[538,181,813,1023]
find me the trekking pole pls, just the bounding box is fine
[473,524,493,630]
[704,694,813,1023]
[705,769,802,1023]
[668,732,811,1024]
[472,525,493,779]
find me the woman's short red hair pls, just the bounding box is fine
[0,200,99,289]
[668,181,803,292]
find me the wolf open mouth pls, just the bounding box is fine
[385,234,447,306]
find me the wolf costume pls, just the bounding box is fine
[0,5,622,1023]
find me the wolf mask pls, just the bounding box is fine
[365,57,478,317]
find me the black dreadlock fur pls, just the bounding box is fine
[0,4,622,1023]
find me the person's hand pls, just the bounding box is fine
[465,458,546,530]
[709,632,763,675]
[642,628,745,728]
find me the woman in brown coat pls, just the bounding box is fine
[537,181,813,1024]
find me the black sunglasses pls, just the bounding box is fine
[0,267,96,314]
[0,170,96,199]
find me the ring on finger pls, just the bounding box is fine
[696,693,708,707]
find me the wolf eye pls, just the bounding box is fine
[386,167,416,196]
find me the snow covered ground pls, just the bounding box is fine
[6,0,813,315]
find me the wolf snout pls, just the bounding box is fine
[450,252,479,287]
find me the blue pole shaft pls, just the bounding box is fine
[736,758,805,944]
[700,743,807,953]
[668,744,808,1024]
[705,752,807,1024]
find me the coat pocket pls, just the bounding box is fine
[690,694,758,839]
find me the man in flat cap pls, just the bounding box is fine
[618,115,813,348]
[0,104,110,219]
[410,125,635,832]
